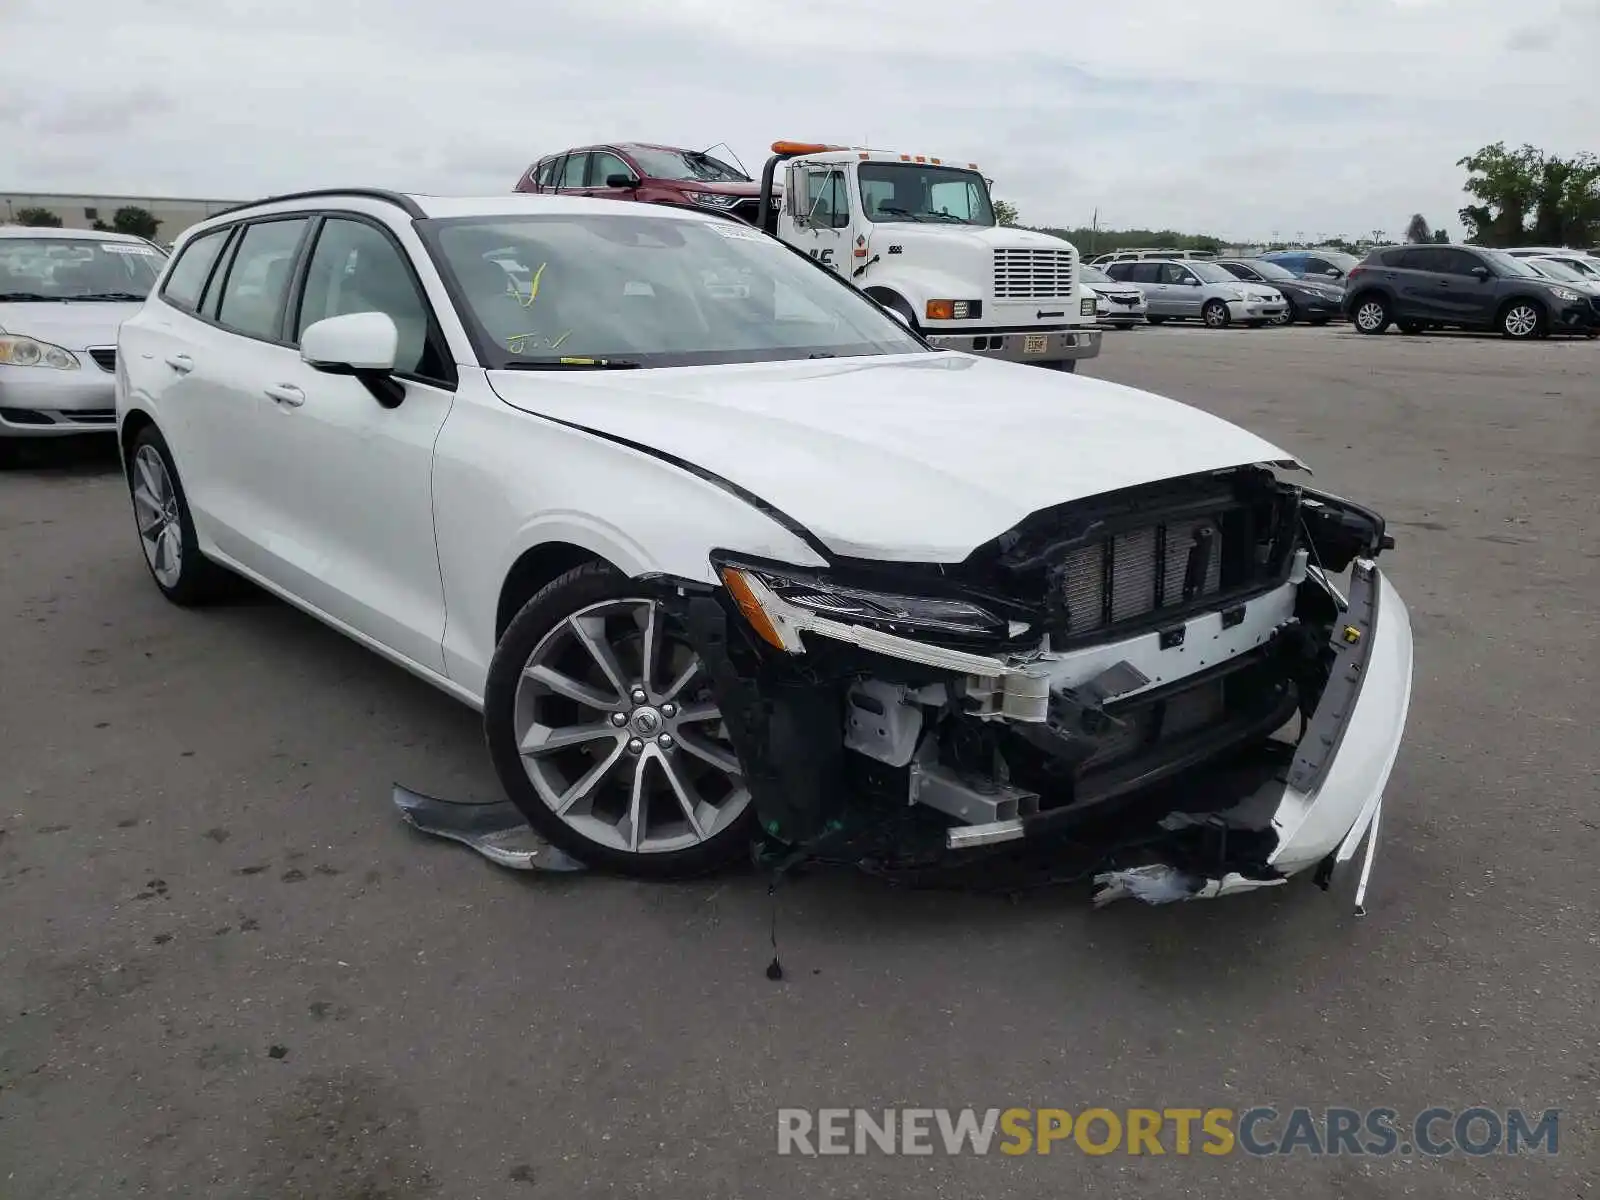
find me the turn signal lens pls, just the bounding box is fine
[925,300,974,320]
[720,567,787,650]
[771,140,833,155]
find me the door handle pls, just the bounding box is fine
[165,353,194,373]
[264,383,306,408]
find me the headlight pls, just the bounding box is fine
[720,563,1008,651]
[1549,287,1581,302]
[925,299,981,320]
[685,191,739,209]
[0,334,81,370]
[1226,289,1247,302]
[1080,296,1097,316]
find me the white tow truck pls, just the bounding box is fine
[751,140,1102,371]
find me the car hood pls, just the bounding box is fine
[0,300,142,349]
[878,224,1074,254]
[487,353,1303,562]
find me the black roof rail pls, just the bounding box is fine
[207,188,426,221]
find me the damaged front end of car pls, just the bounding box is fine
[660,464,1414,909]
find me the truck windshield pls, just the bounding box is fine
[857,163,995,226]
[628,148,750,183]
[421,212,927,369]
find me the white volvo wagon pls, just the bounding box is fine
[115,189,1413,904]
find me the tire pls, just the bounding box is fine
[1271,299,1297,327]
[1499,300,1545,340]
[483,561,756,878]
[126,424,231,606]
[1146,315,1168,325]
[1202,299,1230,329]
[1351,294,1391,335]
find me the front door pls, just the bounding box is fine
[586,149,640,202]
[787,162,853,280]
[1159,262,1204,317]
[248,215,456,674]
[1427,248,1497,324]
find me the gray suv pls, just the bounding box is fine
[1106,259,1286,328]
[1342,245,1599,338]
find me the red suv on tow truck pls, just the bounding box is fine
[515,143,776,228]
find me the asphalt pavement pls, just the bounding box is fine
[2,324,1596,1198]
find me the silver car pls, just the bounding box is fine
[1,226,167,451]
[1106,259,1286,328]
[1081,264,1149,327]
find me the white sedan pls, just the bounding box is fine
[115,189,1413,905]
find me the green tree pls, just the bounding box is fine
[1404,213,1433,243]
[1457,142,1600,246]
[14,206,63,228]
[92,220,113,232]
[1432,228,1450,243]
[111,205,161,240]
[993,199,1019,227]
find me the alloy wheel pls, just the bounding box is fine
[1355,301,1387,332]
[1203,301,1228,328]
[1503,304,1539,338]
[131,444,183,589]
[512,599,749,855]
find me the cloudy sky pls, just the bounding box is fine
[5,0,1598,241]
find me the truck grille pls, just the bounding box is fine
[1056,516,1225,635]
[993,248,1076,301]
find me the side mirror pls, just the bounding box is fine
[301,312,404,408]
[606,173,640,189]
[1323,269,1343,278]
[1470,265,1491,281]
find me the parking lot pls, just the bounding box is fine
[2,324,1596,1197]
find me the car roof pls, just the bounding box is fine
[0,224,154,243]
[198,189,722,227]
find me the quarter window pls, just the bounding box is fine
[214,218,309,339]
[160,228,230,313]
[294,218,438,378]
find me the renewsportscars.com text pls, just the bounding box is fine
[776,1106,1560,1157]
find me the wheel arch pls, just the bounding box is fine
[495,541,616,642]
[118,408,158,473]
[1496,293,1548,321]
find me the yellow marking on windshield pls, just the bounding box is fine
[516,261,548,308]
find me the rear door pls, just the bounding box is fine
[554,152,594,197]
[249,212,457,673]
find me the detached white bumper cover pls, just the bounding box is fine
[1096,560,1415,906]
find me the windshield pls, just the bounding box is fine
[1187,262,1237,284]
[1480,249,1539,278]
[421,213,927,368]
[1080,266,1113,285]
[1244,260,1298,281]
[1528,258,1583,282]
[627,148,750,184]
[1554,256,1600,278]
[857,163,995,226]
[0,237,165,300]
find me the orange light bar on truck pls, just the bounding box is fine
[771,141,835,155]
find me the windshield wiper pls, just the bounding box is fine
[0,292,62,302]
[500,358,643,370]
[66,291,148,301]
[874,206,927,222]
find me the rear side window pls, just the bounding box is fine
[560,154,590,188]
[535,158,560,188]
[214,218,309,340]
[1105,263,1132,280]
[160,228,230,312]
